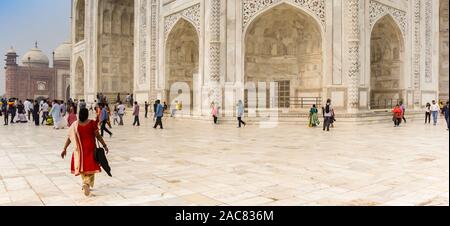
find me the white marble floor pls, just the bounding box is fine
[0,115,448,206]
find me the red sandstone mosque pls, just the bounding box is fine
[4,41,72,101]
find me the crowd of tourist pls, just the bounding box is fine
[390,100,449,130]
[1,95,449,132]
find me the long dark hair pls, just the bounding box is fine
[325,99,331,114]
[79,108,89,122]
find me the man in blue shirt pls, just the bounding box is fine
[153,100,164,129]
[100,104,113,137]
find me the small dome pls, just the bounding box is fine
[6,47,16,54]
[22,47,49,67]
[54,40,72,61]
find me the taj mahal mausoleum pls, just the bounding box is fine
[70,0,449,119]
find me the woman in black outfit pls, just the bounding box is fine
[33,100,40,126]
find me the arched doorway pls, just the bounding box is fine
[75,0,85,43]
[75,58,85,100]
[370,15,404,109]
[244,3,323,110]
[36,96,47,104]
[165,19,199,113]
[97,0,134,100]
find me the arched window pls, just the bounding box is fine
[112,8,121,34]
[121,13,130,35]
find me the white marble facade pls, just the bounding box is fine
[71,0,445,117]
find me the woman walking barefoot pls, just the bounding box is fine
[211,102,219,124]
[61,108,109,196]
[308,104,320,127]
[237,100,246,128]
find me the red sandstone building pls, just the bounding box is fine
[4,41,71,101]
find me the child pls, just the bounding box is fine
[425,102,431,124]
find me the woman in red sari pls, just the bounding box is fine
[61,108,109,196]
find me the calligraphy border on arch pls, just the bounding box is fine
[242,0,326,31]
[164,3,201,39]
[369,0,407,37]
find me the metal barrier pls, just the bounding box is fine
[370,99,402,109]
[245,97,322,109]
[289,97,322,109]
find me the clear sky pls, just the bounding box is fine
[0,0,71,95]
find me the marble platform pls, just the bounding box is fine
[0,114,448,206]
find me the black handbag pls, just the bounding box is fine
[94,140,113,177]
[94,140,101,162]
[94,145,104,164]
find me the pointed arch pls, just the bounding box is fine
[370,14,405,47]
[370,14,405,109]
[75,57,85,99]
[75,0,85,43]
[164,18,200,113]
[244,3,324,109]
[243,1,325,40]
[370,12,406,38]
[165,16,200,42]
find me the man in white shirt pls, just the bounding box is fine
[41,101,49,125]
[430,100,440,126]
[24,99,33,121]
[117,102,126,126]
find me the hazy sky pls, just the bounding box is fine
[0,0,71,95]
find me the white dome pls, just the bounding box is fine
[22,47,49,67]
[54,40,72,61]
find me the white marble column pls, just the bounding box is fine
[87,0,99,103]
[207,0,222,108]
[134,0,151,103]
[412,0,422,108]
[346,0,361,112]
[149,0,159,101]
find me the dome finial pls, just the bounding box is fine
[7,46,16,54]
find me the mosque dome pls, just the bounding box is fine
[54,40,72,61]
[22,44,49,67]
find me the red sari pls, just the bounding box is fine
[71,120,101,175]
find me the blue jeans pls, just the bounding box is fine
[431,111,439,125]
